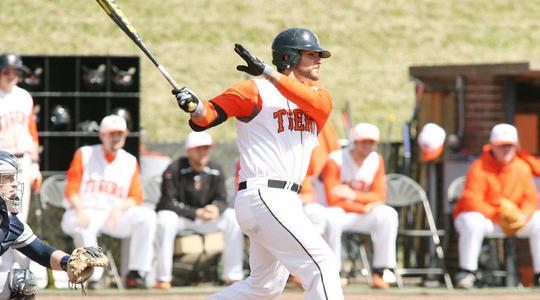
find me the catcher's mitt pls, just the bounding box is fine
[499,199,526,236]
[67,246,109,285]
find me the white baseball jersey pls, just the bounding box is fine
[236,79,319,184]
[0,86,36,154]
[68,145,137,210]
[329,149,381,191]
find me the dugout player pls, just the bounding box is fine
[0,149,77,299]
[154,131,244,289]
[173,28,344,299]
[0,53,42,272]
[453,123,540,288]
[61,115,156,289]
[320,122,398,289]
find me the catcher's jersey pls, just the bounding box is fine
[0,211,36,257]
[70,145,137,210]
[236,79,319,183]
[0,86,36,154]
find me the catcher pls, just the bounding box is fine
[0,149,108,299]
[453,123,540,288]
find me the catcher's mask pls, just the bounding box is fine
[271,28,331,72]
[0,150,24,214]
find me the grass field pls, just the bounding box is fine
[3,1,540,142]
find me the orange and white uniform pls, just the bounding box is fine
[0,85,40,223]
[453,144,540,273]
[198,76,343,299]
[321,147,398,270]
[61,145,156,282]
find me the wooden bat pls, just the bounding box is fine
[95,0,181,90]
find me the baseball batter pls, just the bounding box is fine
[320,122,398,289]
[0,53,42,275]
[0,149,105,299]
[173,28,344,299]
[61,115,156,289]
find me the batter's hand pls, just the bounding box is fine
[172,88,201,113]
[234,43,273,76]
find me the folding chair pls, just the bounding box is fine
[447,176,518,287]
[386,173,453,289]
[341,232,372,286]
[40,174,124,289]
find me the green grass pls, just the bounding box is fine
[2,0,540,142]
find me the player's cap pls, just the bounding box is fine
[99,115,128,134]
[490,123,518,145]
[185,131,213,150]
[418,123,446,162]
[350,123,379,142]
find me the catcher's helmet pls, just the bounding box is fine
[271,28,331,72]
[0,53,30,74]
[0,150,23,214]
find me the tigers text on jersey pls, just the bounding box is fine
[236,79,319,184]
[0,86,36,154]
[69,145,137,210]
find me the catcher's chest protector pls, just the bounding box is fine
[0,212,24,255]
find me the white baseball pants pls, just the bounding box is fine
[454,211,540,272]
[341,205,398,269]
[209,182,344,300]
[303,203,346,271]
[155,208,244,283]
[61,205,157,281]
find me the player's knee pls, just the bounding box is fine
[9,269,37,300]
[156,210,177,228]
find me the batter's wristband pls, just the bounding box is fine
[262,64,274,77]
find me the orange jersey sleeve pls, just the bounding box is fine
[321,159,367,213]
[128,162,143,205]
[517,149,540,177]
[29,104,39,145]
[65,149,83,199]
[275,76,332,132]
[353,155,386,204]
[191,80,262,127]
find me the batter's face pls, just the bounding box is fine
[0,68,20,92]
[186,145,212,169]
[100,131,127,153]
[293,51,322,81]
[491,143,517,165]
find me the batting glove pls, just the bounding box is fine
[234,43,273,76]
[172,88,203,114]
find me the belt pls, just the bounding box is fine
[13,153,25,158]
[238,179,302,194]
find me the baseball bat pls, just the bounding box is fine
[95,0,181,90]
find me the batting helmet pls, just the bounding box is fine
[0,53,30,74]
[271,28,331,72]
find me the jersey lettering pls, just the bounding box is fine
[0,112,28,130]
[81,179,127,198]
[273,108,315,134]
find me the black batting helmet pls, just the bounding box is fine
[271,28,331,72]
[0,53,30,74]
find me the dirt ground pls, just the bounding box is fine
[36,286,540,300]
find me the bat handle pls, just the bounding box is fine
[157,64,183,90]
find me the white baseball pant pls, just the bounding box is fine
[303,203,346,271]
[155,208,244,282]
[209,181,344,300]
[454,210,540,272]
[61,205,157,281]
[341,205,398,269]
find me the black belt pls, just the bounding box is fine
[13,153,25,158]
[238,179,302,194]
